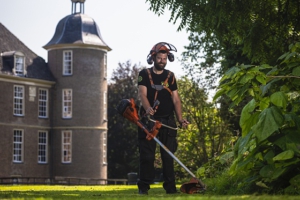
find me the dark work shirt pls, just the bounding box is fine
[138,67,177,117]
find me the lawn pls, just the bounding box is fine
[0,184,300,200]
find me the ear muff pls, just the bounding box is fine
[147,54,153,65]
[146,42,177,65]
[168,53,174,62]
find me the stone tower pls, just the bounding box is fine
[44,0,111,181]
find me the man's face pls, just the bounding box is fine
[154,52,167,71]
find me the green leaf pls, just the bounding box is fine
[259,165,274,178]
[239,73,255,84]
[270,91,288,108]
[213,88,226,101]
[274,130,300,151]
[259,97,270,110]
[290,174,300,187]
[292,66,300,76]
[256,181,269,188]
[220,66,240,82]
[252,106,284,143]
[258,64,273,70]
[273,150,294,161]
[240,99,258,136]
[259,165,286,180]
[219,152,234,164]
[278,52,289,61]
[196,167,205,176]
[287,62,300,70]
[256,74,266,85]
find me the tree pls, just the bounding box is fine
[174,77,232,179]
[147,0,300,132]
[146,0,300,65]
[107,61,144,178]
[214,43,300,193]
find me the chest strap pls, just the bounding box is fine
[146,68,173,102]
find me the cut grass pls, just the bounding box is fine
[0,184,300,200]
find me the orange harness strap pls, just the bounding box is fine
[146,68,173,102]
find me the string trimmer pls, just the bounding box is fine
[116,98,206,194]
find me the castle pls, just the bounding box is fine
[0,0,111,184]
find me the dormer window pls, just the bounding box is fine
[15,55,24,75]
[1,51,25,76]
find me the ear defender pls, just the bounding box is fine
[146,42,177,65]
[168,53,174,62]
[147,54,153,65]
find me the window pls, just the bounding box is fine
[38,89,48,118]
[38,131,48,163]
[62,131,72,163]
[13,129,23,163]
[1,51,25,76]
[63,50,72,75]
[103,54,107,78]
[103,91,107,105]
[14,85,24,116]
[62,89,72,118]
[15,55,24,75]
[103,91,107,121]
[103,132,107,164]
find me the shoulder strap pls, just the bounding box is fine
[146,68,173,102]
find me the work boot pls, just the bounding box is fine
[138,189,148,195]
[166,189,180,194]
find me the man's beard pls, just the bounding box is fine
[154,62,166,71]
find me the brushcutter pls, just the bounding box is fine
[116,98,206,194]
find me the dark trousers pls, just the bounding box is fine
[137,124,178,192]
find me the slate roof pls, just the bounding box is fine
[0,23,55,81]
[44,13,111,51]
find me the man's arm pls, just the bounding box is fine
[138,85,155,115]
[172,90,189,128]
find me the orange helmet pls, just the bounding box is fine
[147,42,177,65]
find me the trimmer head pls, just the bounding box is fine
[180,177,206,194]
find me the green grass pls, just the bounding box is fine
[0,184,300,200]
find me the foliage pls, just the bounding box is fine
[107,61,144,178]
[146,0,300,65]
[204,168,255,195]
[147,0,300,137]
[213,42,300,194]
[175,77,233,179]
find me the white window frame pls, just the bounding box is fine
[13,85,25,116]
[103,132,107,165]
[13,129,24,163]
[38,131,48,164]
[62,89,72,119]
[14,54,25,76]
[103,54,107,78]
[103,91,107,121]
[62,131,72,163]
[63,50,72,75]
[38,88,48,118]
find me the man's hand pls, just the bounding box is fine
[179,119,189,129]
[146,106,155,115]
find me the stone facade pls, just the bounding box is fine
[0,0,111,183]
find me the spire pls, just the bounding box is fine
[71,0,85,14]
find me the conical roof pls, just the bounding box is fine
[44,13,111,51]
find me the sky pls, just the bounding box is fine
[0,0,190,80]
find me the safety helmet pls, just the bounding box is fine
[147,42,177,65]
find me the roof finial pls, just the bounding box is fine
[71,0,86,14]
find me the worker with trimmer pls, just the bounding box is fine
[137,42,189,195]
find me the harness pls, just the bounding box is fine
[146,68,174,103]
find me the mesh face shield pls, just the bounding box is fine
[147,42,177,64]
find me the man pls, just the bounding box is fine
[137,42,189,194]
